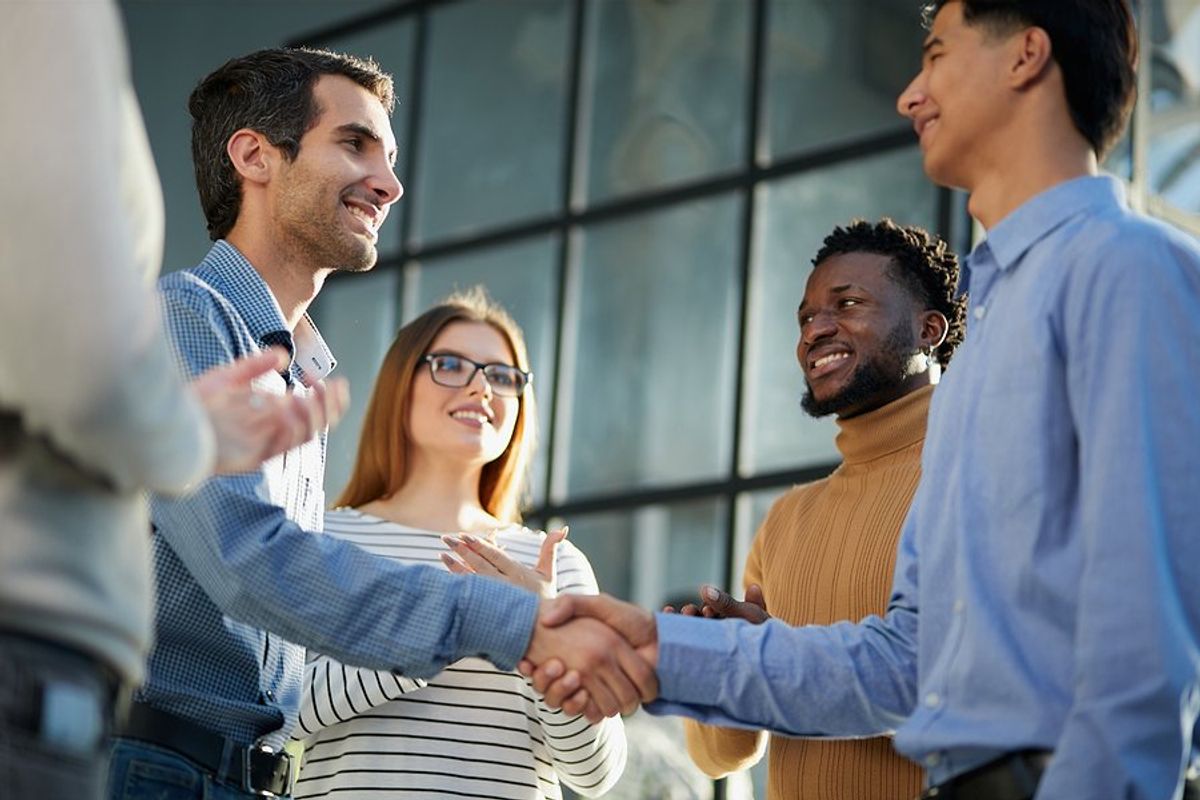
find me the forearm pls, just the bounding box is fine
[683,719,767,777]
[650,609,917,737]
[152,483,538,675]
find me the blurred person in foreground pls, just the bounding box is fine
[293,290,625,799]
[529,2,1200,797]
[0,3,348,798]
[681,218,964,799]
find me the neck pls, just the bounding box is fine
[362,452,498,534]
[965,117,1097,230]
[225,224,329,331]
[834,383,934,465]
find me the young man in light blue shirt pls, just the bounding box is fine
[532,2,1200,797]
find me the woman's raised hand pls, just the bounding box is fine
[441,526,569,599]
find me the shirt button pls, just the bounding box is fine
[925,692,941,708]
[953,599,965,614]
[265,690,276,703]
[973,305,986,320]
[926,752,942,768]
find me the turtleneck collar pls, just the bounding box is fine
[833,384,934,465]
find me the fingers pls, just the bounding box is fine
[745,583,768,614]
[440,552,475,575]
[456,533,520,575]
[535,526,568,580]
[441,535,503,578]
[700,584,738,616]
[699,583,770,624]
[539,594,576,628]
[679,603,702,616]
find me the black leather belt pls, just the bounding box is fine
[118,702,293,798]
[920,750,1051,800]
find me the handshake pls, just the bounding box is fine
[443,531,768,723]
[517,584,771,723]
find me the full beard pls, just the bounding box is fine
[800,322,916,418]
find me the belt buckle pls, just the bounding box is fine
[243,743,293,798]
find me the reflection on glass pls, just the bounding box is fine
[556,497,727,609]
[577,0,749,203]
[762,0,921,161]
[309,269,400,502]
[322,21,416,257]
[413,0,569,245]
[1147,0,1200,213]
[561,194,742,498]
[742,147,936,474]
[406,236,560,506]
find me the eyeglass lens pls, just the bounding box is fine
[427,354,526,395]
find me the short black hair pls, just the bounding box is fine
[188,47,395,241]
[813,218,966,365]
[922,0,1137,158]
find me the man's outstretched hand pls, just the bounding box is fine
[521,594,659,722]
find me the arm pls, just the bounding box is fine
[683,533,770,776]
[1035,232,1200,799]
[0,0,213,494]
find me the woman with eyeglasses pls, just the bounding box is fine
[291,288,626,800]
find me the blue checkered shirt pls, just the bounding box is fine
[138,241,539,748]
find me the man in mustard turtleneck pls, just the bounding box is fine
[681,218,965,800]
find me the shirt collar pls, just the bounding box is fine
[962,175,1126,291]
[192,240,337,384]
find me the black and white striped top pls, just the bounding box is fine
[293,509,627,799]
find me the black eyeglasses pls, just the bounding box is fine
[422,353,532,397]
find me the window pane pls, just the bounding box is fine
[763,0,921,161]
[742,147,936,474]
[577,0,749,204]
[555,497,727,609]
[406,236,560,507]
[1147,0,1200,213]
[561,194,742,498]
[321,21,415,258]
[413,0,570,244]
[309,269,400,503]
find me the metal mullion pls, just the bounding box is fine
[717,3,767,794]
[543,0,588,508]
[398,6,429,257]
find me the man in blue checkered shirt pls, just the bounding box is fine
[106,48,655,800]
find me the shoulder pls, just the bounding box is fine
[156,269,249,352]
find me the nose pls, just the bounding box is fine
[896,72,926,120]
[801,310,838,346]
[467,367,493,399]
[368,162,404,207]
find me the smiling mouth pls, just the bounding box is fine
[450,410,492,428]
[807,351,853,379]
[343,202,380,239]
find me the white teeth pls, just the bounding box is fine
[345,204,377,229]
[813,352,850,369]
[451,410,490,425]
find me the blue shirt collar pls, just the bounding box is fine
[961,175,1127,294]
[192,240,336,383]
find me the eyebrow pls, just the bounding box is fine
[922,35,943,53]
[336,122,398,166]
[797,283,869,316]
[429,348,515,366]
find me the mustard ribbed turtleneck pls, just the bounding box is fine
[684,385,933,800]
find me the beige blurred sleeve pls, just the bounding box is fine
[682,526,770,777]
[0,0,213,493]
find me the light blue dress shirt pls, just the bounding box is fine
[138,241,539,749]
[649,177,1200,798]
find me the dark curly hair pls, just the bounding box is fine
[189,47,395,241]
[813,218,966,365]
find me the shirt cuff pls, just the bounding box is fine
[456,575,539,672]
[655,611,736,707]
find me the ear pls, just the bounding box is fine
[226,128,276,188]
[1008,26,1054,90]
[918,309,949,352]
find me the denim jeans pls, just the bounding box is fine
[0,632,115,800]
[106,739,293,800]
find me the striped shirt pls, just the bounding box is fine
[295,509,627,799]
